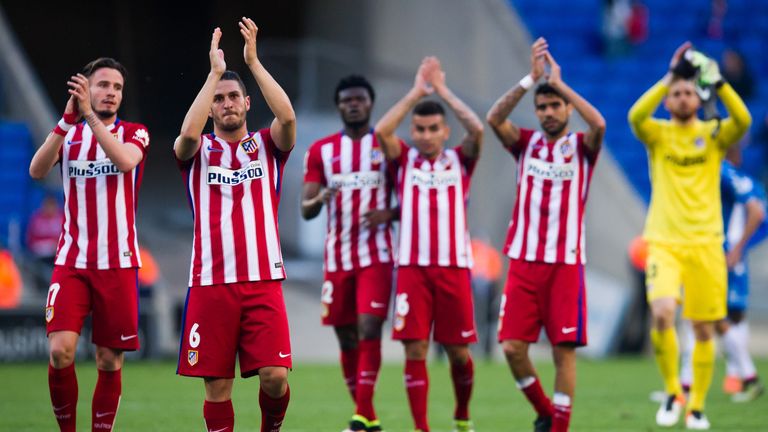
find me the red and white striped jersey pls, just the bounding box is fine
[55,120,149,269]
[394,143,476,268]
[504,129,599,265]
[177,128,289,287]
[303,131,395,272]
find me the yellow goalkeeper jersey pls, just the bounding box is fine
[628,82,751,245]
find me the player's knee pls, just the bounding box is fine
[259,367,289,398]
[691,321,715,341]
[403,340,429,360]
[502,340,527,363]
[444,344,471,365]
[358,315,384,340]
[95,347,123,371]
[650,305,675,330]
[49,343,76,367]
[334,325,359,351]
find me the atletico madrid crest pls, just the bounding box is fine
[45,307,54,323]
[240,137,259,154]
[394,315,405,331]
[188,350,199,366]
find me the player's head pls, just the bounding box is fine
[335,75,375,129]
[410,100,450,159]
[664,77,700,122]
[82,57,127,119]
[210,70,251,132]
[534,83,572,137]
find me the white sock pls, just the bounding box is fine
[680,320,694,387]
[734,321,757,379]
[722,325,742,377]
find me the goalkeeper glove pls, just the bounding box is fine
[698,57,724,87]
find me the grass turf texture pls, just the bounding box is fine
[1,358,766,431]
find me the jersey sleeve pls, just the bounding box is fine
[124,123,150,158]
[510,128,534,159]
[715,83,752,151]
[303,143,326,185]
[725,168,759,204]
[392,140,411,168]
[457,145,479,176]
[577,132,600,164]
[262,127,292,161]
[628,82,667,148]
[174,136,202,171]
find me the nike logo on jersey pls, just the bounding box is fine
[461,329,475,338]
[561,326,578,334]
[278,352,291,358]
[120,334,137,341]
[370,301,387,309]
[207,145,224,153]
[95,411,115,418]
[66,140,82,146]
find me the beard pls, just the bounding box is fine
[216,114,246,132]
[541,119,568,137]
[95,108,117,119]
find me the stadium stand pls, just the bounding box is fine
[512,0,768,202]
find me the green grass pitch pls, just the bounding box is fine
[1,358,766,431]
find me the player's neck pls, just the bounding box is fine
[343,124,370,140]
[96,113,117,126]
[214,124,249,143]
[671,115,698,127]
[544,128,569,142]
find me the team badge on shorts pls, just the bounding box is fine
[45,307,54,323]
[393,293,409,331]
[188,350,199,366]
[240,137,259,154]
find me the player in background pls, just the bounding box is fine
[680,146,767,402]
[302,75,396,432]
[486,38,605,432]
[375,56,483,432]
[29,57,149,432]
[174,19,295,432]
[628,41,751,430]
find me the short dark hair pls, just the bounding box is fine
[534,83,569,104]
[413,100,445,117]
[82,57,127,80]
[221,70,247,95]
[334,75,375,104]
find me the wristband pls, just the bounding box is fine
[52,118,75,137]
[519,74,535,90]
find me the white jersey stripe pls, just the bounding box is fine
[357,134,373,268]
[339,136,354,270]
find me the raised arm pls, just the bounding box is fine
[68,74,143,172]
[374,59,433,161]
[426,57,484,158]
[628,42,691,143]
[716,82,752,149]
[486,37,548,152]
[240,17,296,152]
[175,28,226,161]
[29,97,79,179]
[543,52,605,152]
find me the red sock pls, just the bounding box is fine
[552,393,572,432]
[405,359,430,432]
[450,356,474,420]
[341,347,359,401]
[356,339,381,421]
[259,385,290,432]
[49,363,78,432]
[519,377,554,418]
[203,400,234,432]
[92,369,122,431]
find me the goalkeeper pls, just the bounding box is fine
[628,41,752,430]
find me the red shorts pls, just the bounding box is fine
[46,265,140,351]
[321,263,393,326]
[391,266,477,344]
[498,259,587,346]
[177,280,292,379]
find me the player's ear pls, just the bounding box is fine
[245,95,251,112]
[208,108,214,119]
